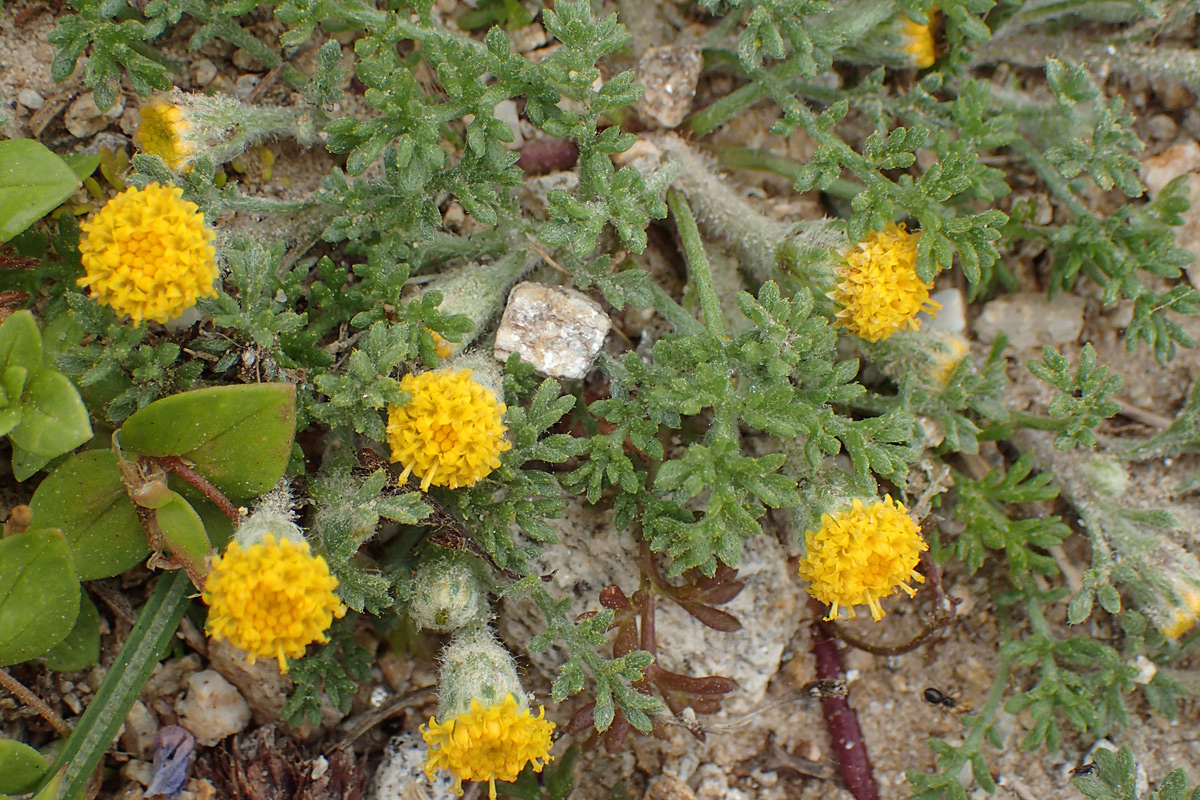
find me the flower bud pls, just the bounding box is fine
[1124,534,1200,640]
[136,89,319,171]
[837,6,938,69]
[412,252,536,356]
[1076,455,1131,498]
[865,327,971,390]
[408,550,489,633]
[233,481,304,547]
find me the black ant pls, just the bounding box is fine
[1070,763,1098,778]
[923,687,971,713]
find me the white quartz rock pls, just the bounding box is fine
[176,670,251,746]
[494,282,611,380]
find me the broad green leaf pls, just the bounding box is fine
[44,592,100,672]
[0,406,21,438]
[119,384,297,502]
[0,739,49,794]
[186,490,235,550]
[9,369,93,458]
[11,444,56,483]
[32,767,64,800]
[0,529,81,666]
[0,311,43,383]
[60,154,102,182]
[0,140,81,242]
[30,450,148,581]
[155,492,211,574]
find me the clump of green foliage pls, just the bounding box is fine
[1,0,1198,798]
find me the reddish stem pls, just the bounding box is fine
[155,456,241,523]
[808,598,879,800]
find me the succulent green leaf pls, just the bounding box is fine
[30,449,148,581]
[0,529,81,666]
[10,445,55,484]
[154,492,211,573]
[0,739,49,795]
[0,311,43,384]
[119,383,298,502]
[44,593,101,672]
[0,140,81,242]
[8,369,93,459]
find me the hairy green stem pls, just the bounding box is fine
[683,58,842,137]
[649,284,706,337]
[1009,137,1091,219]
[704,144,865,199]
[208,18,307,91]
[667,189,726,339]
[966,651,1012,753]
[977,411,1069,441]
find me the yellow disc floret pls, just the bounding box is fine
[900,13,937,69]
[798,497,928,621]
[831,223,939,343]
[931,333,970,387]
[135,102,195,170]
[78,183,218,324]
[203,535,347,670]
[1158,588,1200,639]
[422,693,555,800]
[387,369,512,491]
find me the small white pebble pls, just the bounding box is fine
[17,89,44,110]
[176,670,251,746]
[1133,655,1157,685]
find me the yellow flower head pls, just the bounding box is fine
[387,368,511,491]
[1158,588,1200,639]
[930,332,970,387]
[831,223,939,343]
[423,693,555,800]
[900,12,937,69]
[135,102,196,170]
[203,535,347,670]
[429,330,454,359]
[78,183,218,324]
[798,497,928,621]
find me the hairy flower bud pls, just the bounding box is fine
[136,89,319,171]
[412,253,537,356]
[408,550,489,633]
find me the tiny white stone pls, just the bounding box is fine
[176,670,252,746]
[310,756,329,781]
[923,288,966,333]
[373,732,455,800]
[1132,655,1157,685]
[17,89,44,110]
[64,91,125,138]
[192,59,218,87]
